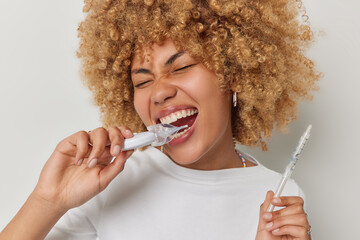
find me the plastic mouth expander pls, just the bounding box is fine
[121,124,188,151]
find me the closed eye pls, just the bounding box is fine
[135,80,151,88]
[174,64,196,72]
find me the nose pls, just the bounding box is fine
[150,79,177,105]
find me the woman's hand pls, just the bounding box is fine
[0,126,135,240]
[33,126,134,212]
[255,191,312,240]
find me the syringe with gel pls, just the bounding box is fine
[267,124,312,212]
[121,123,188,151]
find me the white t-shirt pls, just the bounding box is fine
[46,146,305,240]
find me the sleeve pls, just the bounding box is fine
[45,207,98,240]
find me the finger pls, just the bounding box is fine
[264,213,310,232]
[257,191,274,231]
[271,196,304,207]
[118,126,134,138]
[76,148,114,167]
[108,127,124,157]
[270,203,305,220]
[87,127,110,168]
[74,131,91,165]
[56,131,90,165]
[94,148,114,166]
[271,225,309,239]
[108,126,134,156]
[99,150,134,190]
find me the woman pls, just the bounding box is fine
[0,0,320,239]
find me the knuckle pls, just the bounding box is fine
[300,227,308,236]
[281,197,290,205]
[77,130,88,137]
[112,135,124,143]
[297,196,305,206]
[281,226,290,234]
[295,203,304,213]
[109,129,124,140]
[300,214,308,225]
[108,126,120,132]
[272,210,280,218]
[56,139,67,150]
[279,197,286,205]
[94,127,108,135]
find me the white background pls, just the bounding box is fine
[0,1,359,239]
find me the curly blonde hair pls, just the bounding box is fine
[77,0,320,150]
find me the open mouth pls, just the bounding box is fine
[157,108,198,139]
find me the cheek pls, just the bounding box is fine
[181,69,216,100]
[185,69,229,109]
[134,92,151,125]
[192,72,231,123]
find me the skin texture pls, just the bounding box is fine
[131,39,246,170]
[257,191,312,240]
[1,0,319,239]
[1,39,311,240]
[0,126,135,240]
[1,0,320,235]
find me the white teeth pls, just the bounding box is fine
[159,109,198,124]
[181,110,187,118]
[176,112,182,119]
[172,127,190,139]
[170,113,177,122]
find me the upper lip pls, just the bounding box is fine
[153,105,198,124]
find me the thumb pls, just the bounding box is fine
[257,190,274,231]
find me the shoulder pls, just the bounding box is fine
[243,152,305,198]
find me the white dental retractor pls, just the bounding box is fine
[121,124,188,151]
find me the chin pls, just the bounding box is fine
[167,142,208,166]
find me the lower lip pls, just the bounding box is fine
[168,115,197,146]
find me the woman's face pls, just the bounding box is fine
[131,39,234,168]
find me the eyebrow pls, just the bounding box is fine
[131,51,185,75]
[165,51,184,66]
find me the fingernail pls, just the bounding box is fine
[272,198,281,204]
[77,159,83,166]
[125,129,133,137]
[272,228,279,233]
[88,158,97,168]
[265,222,273,229]
[263,212,272,220]
[113,145,121,156]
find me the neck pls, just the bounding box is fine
[185,144,241,170]
[168,123,244,170]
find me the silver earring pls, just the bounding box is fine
[233,91,237,107]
